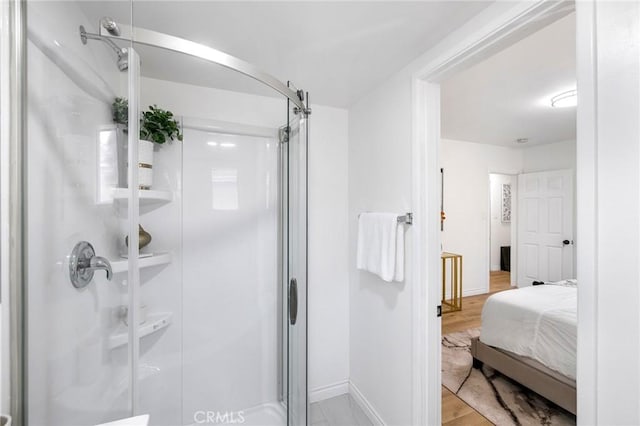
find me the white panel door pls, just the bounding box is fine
[517,170,574,286]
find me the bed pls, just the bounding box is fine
[470,281,577,414]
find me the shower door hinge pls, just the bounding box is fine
[437,305,442,317]
[279,126,290,144]
[293,106,312,116]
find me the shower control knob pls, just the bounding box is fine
[69,241,113,289]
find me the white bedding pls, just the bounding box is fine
[480,284,577,380]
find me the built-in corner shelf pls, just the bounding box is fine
[108,312,173,350]
[112,188,173,206]
[110,252,172,274]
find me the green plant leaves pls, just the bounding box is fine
[111,98,183,145]
[140,105,183,144]
[112,97,128,126]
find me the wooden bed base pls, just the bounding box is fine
[470,337,576,415]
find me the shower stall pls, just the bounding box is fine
[3,1,309,425]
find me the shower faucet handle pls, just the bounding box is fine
[69,241,113,289]
[89,255,113,280]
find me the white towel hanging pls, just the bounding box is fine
[357,212,404,282]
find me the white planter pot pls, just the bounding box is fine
[138,139,154,189]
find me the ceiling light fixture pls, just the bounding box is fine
[516,138,529,144]
[550,89,577,108]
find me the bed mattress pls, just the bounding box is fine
[480,284,577,380]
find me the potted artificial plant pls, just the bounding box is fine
[112,98,183,189]
[138,105,183,189]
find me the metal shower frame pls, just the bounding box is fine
[95,18,311,115]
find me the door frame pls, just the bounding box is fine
[410,1,596,424]
[1,0,26,421]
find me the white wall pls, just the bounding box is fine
[523,139,576,173]
[140,78,351,403]
[577,1,640,423]
[306,101,351,401]
[489,174,512,271]
[348,70,414,425]
[440,139,522,295]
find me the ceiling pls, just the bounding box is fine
[78,1,492,108]
[441,13,576,147]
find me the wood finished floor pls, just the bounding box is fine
[441,270,514,426]
[489,270,512,293]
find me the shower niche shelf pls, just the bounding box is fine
[112,188,173,206]
[110,252,172,274]
[109,312,173,350]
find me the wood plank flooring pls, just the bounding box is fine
[441,271,514,426]
[442,387,493,426]
[490,270,511,293]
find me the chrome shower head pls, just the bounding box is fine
[79,25,128,72]
[100,17,121,36]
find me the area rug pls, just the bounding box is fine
[442,328,576,426]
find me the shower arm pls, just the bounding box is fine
[79,25,126,61]
[97,20,310,114]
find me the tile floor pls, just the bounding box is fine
[310,394,373,426]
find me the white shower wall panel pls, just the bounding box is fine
[141,77,351,402]
[181,128,279,423]
[25,2,130,425]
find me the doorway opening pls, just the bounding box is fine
[416,4,579,425]
[488,173,516,293]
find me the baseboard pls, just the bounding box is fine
[490,264,501,271]
[309,380,349,403]
[444,287,488,299]
[462,287,487,297]
[348,381,385,426]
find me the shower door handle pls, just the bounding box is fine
[289,278,298,325]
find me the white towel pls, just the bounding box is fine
[357,212,404,282]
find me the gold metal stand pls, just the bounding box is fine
[441,252,462,313]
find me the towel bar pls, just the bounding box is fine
[397,213,413,225]
[358,212,413,225]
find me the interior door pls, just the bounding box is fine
[517,169,574,285]
[286,96,308,426]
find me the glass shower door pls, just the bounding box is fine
[24,2,138,424]
[286,98,308,426]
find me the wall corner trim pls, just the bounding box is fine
[309,380,349,404]
[349,381,386,426]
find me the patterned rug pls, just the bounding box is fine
[442,328,576,426]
